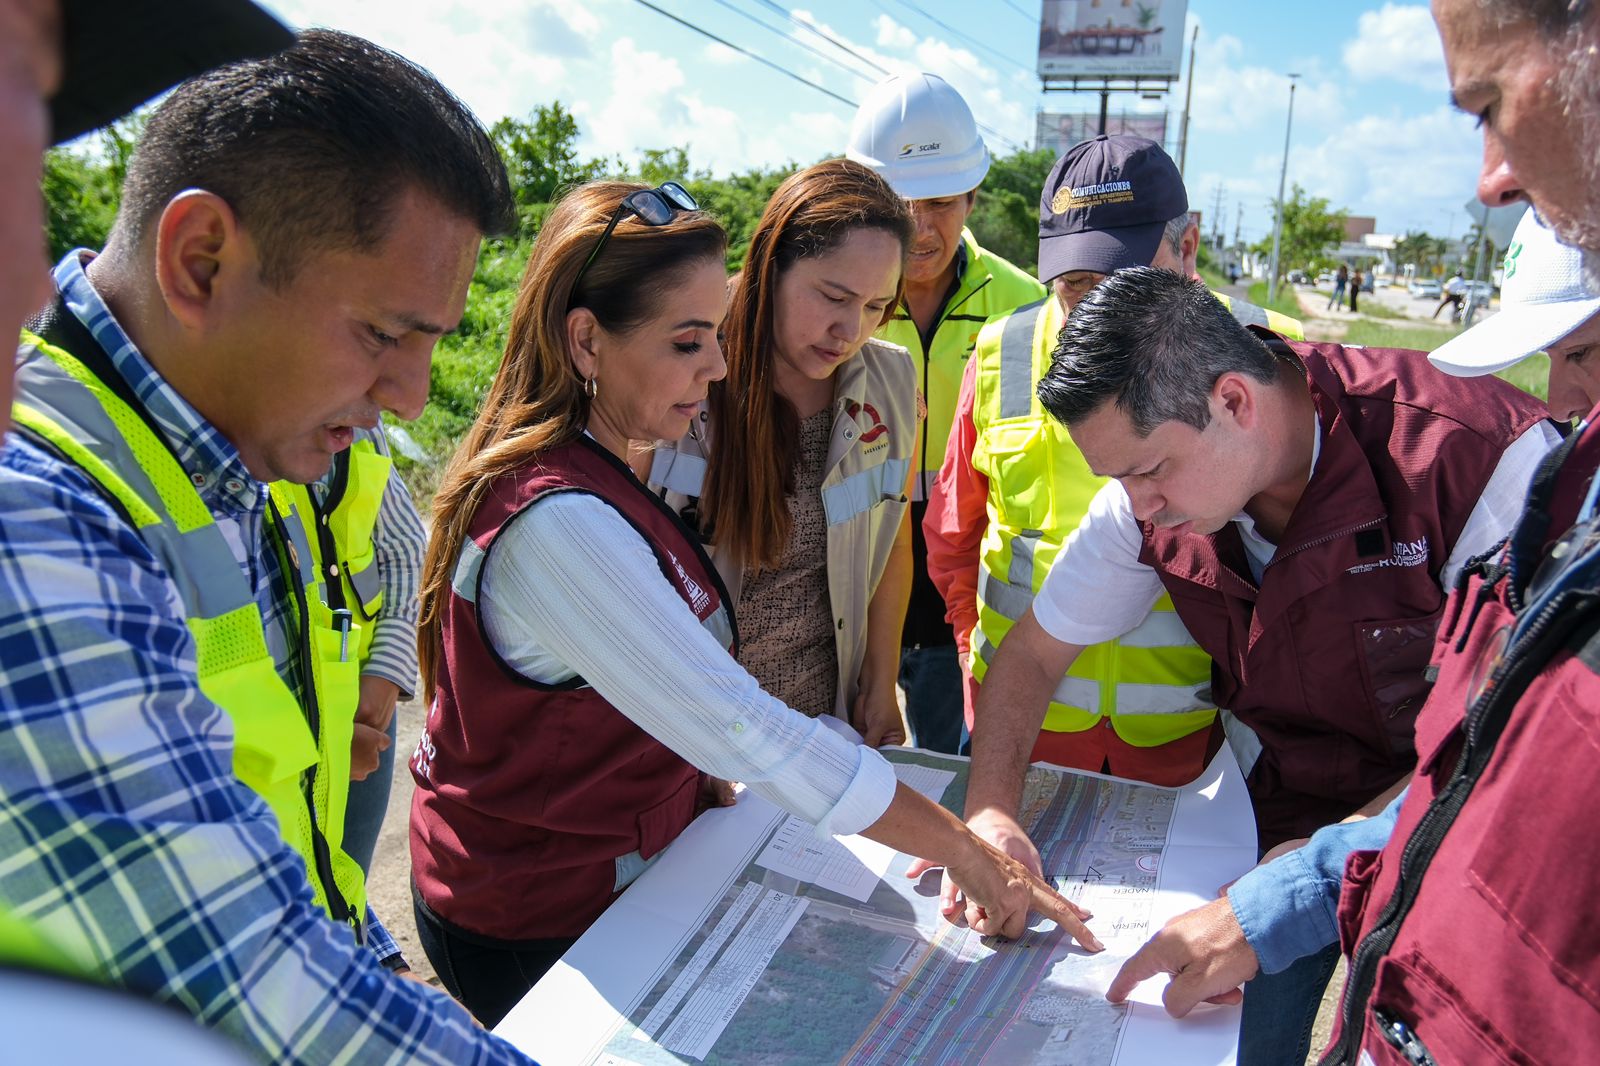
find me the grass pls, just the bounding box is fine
[1247,280,1306,321]
[1336,320,1550,402]
[1197,264,1229,291]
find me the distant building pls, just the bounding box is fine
[1343,216,1376,243]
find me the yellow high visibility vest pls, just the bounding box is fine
[14,328,369,938]
[969,292,1304,745]
[270,434,392,670]
[874,229,1045,500]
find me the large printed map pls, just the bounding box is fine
[498,749,1255,1066]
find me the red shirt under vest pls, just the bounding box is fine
[410,435,735,940]
[1323,408,1600,1065]
[1140,335,1548,848]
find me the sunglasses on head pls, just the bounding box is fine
[570,181,698,304]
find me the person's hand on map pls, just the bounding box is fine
[941,834,1102,948]
[870,784,1101,949]
[905,807,1043,917]
[1105,896,1259,1016]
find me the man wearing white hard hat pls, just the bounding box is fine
[1104,208,1600,1060]
[846,71,1045,755]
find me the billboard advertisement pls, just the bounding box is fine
[1038,0,1189,80]
[1036,111,1169,156]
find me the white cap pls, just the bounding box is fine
[1429,211,1600,377]
[845,72,990,200]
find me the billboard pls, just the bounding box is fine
[1038,0,1189,80]
[1036,111,1169,156]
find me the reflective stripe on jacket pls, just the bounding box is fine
[13,322,368,937]
[651,338,917,718]
[969,295,1219,748]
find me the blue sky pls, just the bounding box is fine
[256,0,1482,249]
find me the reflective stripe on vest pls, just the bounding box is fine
[968,298,1217,747]
[1215,293,1306,341]
[872,231,1047,499]
[14,331,369,938]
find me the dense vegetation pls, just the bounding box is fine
[43,103,1059,504]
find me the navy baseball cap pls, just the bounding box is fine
[1037,134,1189,283]
[50,0,294,145]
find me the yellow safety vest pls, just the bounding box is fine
[874,229,1046,500]
[269,435,392,671]
[13,328,369,939]
[969,292,1304,745]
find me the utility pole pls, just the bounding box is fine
[1211,185,1226,250]
[1266,73,1301,304]
[1177,25,1200,178]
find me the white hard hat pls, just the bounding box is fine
[845,72,991,201]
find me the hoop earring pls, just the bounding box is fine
[584,376,598,399]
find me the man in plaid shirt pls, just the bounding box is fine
[1,10,536,1064]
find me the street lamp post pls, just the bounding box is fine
[1266,73,1301,305]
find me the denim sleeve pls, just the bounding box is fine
[1227,793,1405,974]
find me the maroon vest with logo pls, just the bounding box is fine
[1140,338,1546,848]
[410,436,735,940]
[1323,412,1600,1066]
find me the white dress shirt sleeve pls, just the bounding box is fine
[479,492,898,838]
[1031,479,1167,647]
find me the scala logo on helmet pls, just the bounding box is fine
[847,400,890,443]
[898,141,942,157]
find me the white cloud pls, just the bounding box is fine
[873,13,916,51]
[702,42,745,66]
[1342,3,1447,91]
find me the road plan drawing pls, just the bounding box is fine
[498,749,1256,1065]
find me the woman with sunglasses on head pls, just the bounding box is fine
[410,179,1099,1028]
[650,160,916,747]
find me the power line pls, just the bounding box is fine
[628,0,1028,156]
[627,0,855,109]
[875,0,1036,77]
[750,0,890,78]
[709,0,882,86]
[749,0,1026,152]
[998,0,1037,21]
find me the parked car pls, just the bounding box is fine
[1408,279,1443,299]
[1315,272,1335,287]
[1287,269,1309,284]
[1461,280,1496,301]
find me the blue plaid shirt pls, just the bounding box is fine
[0,254,534,1064]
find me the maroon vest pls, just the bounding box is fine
[410,436,735,940]
[1322,412,1600,1066]
[1141,338,1547,848]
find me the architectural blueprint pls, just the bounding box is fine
[497,749,1256,1065]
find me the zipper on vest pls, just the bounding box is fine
[1265,516,1384,574]
[1324,584,1600,1064]
[266,499,360,936]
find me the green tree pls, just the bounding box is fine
[40,114,144,260]
[1251,183,1347,284]
[490,102,613,235]
[1392,229,1441,279]
[969,147,1054,277]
